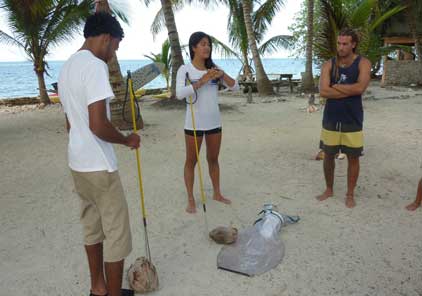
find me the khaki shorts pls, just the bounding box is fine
[71,170,132,262]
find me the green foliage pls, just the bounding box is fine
[289,0,406,72]
[0,0,93,73]
[145,39,172,90]
[223,0,292,74]
[0,0,129,103]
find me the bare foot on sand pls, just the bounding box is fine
[345,195,356,208]
[213,194,231,205]
[317,189,333,201]
[186,198,197,214]
[406,201,420,211]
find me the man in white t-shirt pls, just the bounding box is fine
[58,13,139,296]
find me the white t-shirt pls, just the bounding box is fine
[176,63,239,130]
[58,50,118,172]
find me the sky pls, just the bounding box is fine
[0,0,302,62]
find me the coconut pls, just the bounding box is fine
[209,226,238,244]
[128,257,159,293]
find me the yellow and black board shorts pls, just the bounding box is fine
[320,121,363,156]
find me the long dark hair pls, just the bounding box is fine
[188,31,215,69]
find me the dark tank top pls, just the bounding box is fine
[323,56,363,127]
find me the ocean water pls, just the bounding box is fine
[0,58,315,99]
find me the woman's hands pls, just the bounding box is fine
[193,68,224,90]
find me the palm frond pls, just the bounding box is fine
[41,0,91,50]
[150,7,165,38]
[0,30,25,48]
[150,1,184,38]
[349,0,376,28]
[258,34,291,55]
[369,4,406,32]
[252,0,285,43]
[109,1,130,24]
[209,35,241,60]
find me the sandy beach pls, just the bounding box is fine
[1,82,422,296]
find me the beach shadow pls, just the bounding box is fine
[151,99,185,110]
[219,104,240,113]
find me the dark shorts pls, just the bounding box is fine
[184,127,222,137]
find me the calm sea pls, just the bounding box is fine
[0,58,316,99]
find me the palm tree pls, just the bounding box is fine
[148,0,289,94]
[94,1,129,101]
[145,39,171,90]
[241,0,273,95]
[315,0,406,68]
[144,0,184,98]
[0,0,92,104]
[303,0,315,93]
[223,0,290,81]
[403,0,422,61]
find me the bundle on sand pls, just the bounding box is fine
[128,257,159,293]
[209,226,238,244]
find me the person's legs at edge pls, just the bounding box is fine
[406,178,422,211]
[345,155,360,208]
[184,133,204,213]
[205,131,231,204]
[85,243,107,296]
[317,153,336,201]
[104,260,124,296]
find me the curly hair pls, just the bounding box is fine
[83,12,124,40]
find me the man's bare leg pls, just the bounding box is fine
[406,178,422,211]
[105,260,124,296]
[317,153,335,201]
[85,243,107,296]
[346,155,360,208]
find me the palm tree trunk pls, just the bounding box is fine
[303,0,315,92]
[95,1,125,101]
[241,49,253,80]
[241,0,273,95]
[405,0,422,62]
[161,0,184,98]
[35,69,51,105]
[95,0,142,130]
[416,37,422,62]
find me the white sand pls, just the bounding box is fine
[1,82,422,296]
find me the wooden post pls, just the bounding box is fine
[247,86,253,104]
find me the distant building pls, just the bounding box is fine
[381,10,422,86]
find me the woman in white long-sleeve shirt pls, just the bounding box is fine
[176,31,239,213]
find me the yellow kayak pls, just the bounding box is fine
[49,94,60,104]
[135,88,146,97]
[151,91,171,99]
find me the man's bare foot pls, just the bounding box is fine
[316,189,333,201]
[186,198,197,213]
[213,194,231,205]
[345,195,356,208]
[406,201,420,211]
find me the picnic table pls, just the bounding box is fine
[238,73,296,103]
[239,74,294,93]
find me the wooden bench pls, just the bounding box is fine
[239,74,295,103]
[268,73,294,93]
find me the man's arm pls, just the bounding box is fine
[332,58,371,96]
[88,100,140,149]
[319,61,348,99]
